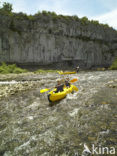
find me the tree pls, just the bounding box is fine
[2,2,13,12]
[81,16,89,25]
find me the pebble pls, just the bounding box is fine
[0,81,40,100]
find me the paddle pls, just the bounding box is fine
[40,78,78,93]
[70,78,78,83]
[57,71,63,74]
[40,88,50,93]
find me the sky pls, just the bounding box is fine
[1,0,117,29]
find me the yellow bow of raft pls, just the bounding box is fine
[40,78,78,102]
[57,71,76,75]
[48,85,78,102]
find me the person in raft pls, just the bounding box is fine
[76,66,80,73]
[65,77,71,88]
[55,79,64,93]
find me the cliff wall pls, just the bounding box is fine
[0,13,117,69]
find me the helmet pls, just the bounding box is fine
[56,78,61,82]
[66,77,69,80]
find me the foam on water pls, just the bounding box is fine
[0,80,18,84]
[67,92,78,99]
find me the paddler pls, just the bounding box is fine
[76,66,80,73]
[55,79,64,93]
[65,77,71,88]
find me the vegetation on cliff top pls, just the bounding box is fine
[0,2,115,30]
[109,57,117,70]
[0,2,12,13]
[0,62,28,74]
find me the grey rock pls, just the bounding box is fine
[0,14,117,69]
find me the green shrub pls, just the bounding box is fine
[72,15,79,21]
[91,20,99,25]
[27,15,34,20]
[14,12,28,20]
[0,62,28,74]
[109,57,117,70]
[13,67,27,74]
[51,11,57,16]
[7,64,17,73]
[102,23,109,28]
[81,16,89,25]
[0,62,9,74]
[34,11,41,17]
[42,10,49,16]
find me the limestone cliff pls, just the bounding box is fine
[0,12,117,69]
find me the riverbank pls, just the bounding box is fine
[0,71,60,100]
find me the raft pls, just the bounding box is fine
[48,85,78,102]
[58,71,76,75]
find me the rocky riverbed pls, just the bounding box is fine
[0,70,117,156]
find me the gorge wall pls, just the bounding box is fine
[0,12,117,69]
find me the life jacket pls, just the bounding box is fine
[65,81,70,87]
[55,84,64,92]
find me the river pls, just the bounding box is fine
[0,70,117,156]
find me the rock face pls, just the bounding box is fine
[0,13,117,69]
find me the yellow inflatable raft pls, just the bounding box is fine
[58,71,76,75]
[48,85,78,102]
